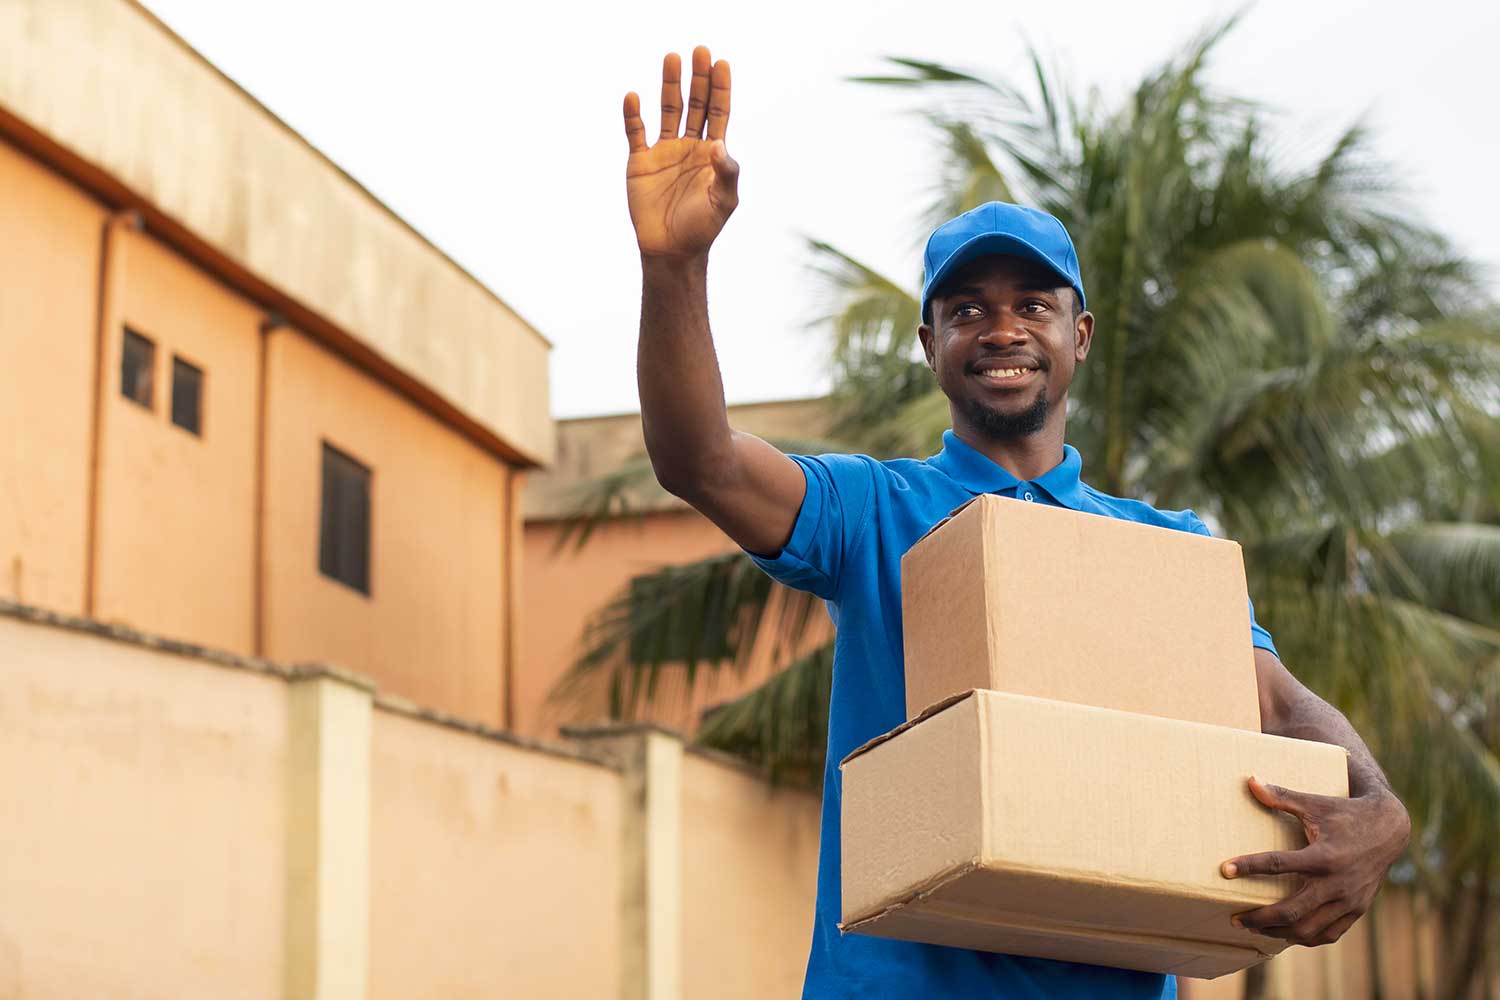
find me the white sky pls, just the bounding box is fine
[141,0,1499,420]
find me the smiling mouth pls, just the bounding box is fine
[972,365,1040,385]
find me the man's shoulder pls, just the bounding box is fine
[1076,482,1208,536]
[790,450,947,486]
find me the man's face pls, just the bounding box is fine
[918,255,1093,441]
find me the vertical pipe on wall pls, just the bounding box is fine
[254,316,283,658]
[502,467,523,730]
[83,210,140,617]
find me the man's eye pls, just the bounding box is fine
[1020,301,1048,313]
[954,304,982,317]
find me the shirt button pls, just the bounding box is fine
[1023,491,1035,502]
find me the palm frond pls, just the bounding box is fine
[553,551,824,721]
[553,434,850,551]
[696,642,834,784]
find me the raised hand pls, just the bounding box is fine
[623,46,739,259]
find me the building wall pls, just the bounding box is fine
[0,612,287,1000]
[0,0,553,465]
[0,137,103,614]
[368,709,624,999]
[2,119,526,728]
[263,329,510,727]
[93,226,262,652]
[680,752,821,1000]
[0,603,827,1000]
[519,511,748,737]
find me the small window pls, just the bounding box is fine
[171,357,204,436]
[319,443,371,595]
[120,327,155,408]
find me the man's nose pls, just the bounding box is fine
[976,320,1029,346]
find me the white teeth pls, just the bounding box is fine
[979,367,1031,379]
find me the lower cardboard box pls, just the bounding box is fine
[839,690,1350,979]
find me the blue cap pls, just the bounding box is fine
[921,201,1086,322]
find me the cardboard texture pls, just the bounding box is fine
[840,691,1350,979]
[900,495,1263,729]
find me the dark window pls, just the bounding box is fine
[319,443,371,595]
[171,357,204,436]
[120,327,155,408]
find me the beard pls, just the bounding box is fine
[956,386,1050,439]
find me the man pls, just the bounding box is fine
[622,46,1411,998]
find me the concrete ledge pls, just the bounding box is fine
[0,597,615,771]
[375,692,622,772]
[0,597,293,680]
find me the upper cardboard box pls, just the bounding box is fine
[840,690,1350,979]
[901,495,1262,729]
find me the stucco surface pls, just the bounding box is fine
[262,329,509,726]
[0,612,287,999]
[367,708,624,1000]
[680,751,820,1000]
[94,228,262,652]
[0,138,102,614]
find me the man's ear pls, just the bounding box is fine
[918,323,938,373]
[1074,311,1095,364]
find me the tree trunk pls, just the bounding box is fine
[1367,897,1387,1000]
[1413,891,1430,1000]
[1441,868,1494,1000]
[1242,960,1269,1000]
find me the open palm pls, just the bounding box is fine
[623,47,739,258]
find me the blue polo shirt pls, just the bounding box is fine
[748,430,1278,1000]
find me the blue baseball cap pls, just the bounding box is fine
[921,201,1086,323]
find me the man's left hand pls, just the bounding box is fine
[1221,776,1411,946]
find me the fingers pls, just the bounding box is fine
[1222,843,1330,880]
[706,59,731,141]
[623,92,647,153]
[1243,898,1345,942]
[1311,912,1359,946]
[658,53,684,140]
[684,45,712,139]
[1248,775,1336,820]
[1233,884,1330,934]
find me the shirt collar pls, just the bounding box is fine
[927,430,1086,509]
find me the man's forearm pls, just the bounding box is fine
[637,254,735,497]
[1260,657,1396,801]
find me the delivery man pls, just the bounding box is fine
[621,46,1411,998]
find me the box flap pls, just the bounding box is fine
[910,497,982,547]
[839,690,977,768]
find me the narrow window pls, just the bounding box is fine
[171,356,204,436]
[319,443,371,595]
[120,327,155,408]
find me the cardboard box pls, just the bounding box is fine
[901,495,1263,729]
[841,690,1350,979]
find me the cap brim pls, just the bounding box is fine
[922,231,1083,316]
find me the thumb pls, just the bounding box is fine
[711,140,740,189]
[1248,775,1312,819]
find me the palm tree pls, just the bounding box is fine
[557,20,1500,995]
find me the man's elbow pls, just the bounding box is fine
[648,448,735,507]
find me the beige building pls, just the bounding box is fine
[0,2,819,998]
[519,397,834,738]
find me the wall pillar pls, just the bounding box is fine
[285,667,373,1000]
[567,725,684,1000]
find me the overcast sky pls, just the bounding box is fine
[141,0,1499,420]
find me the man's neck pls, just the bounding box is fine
[951,417,1068,482]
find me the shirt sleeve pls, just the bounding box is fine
[1184,511,1280,660]
[744,454,876,602]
